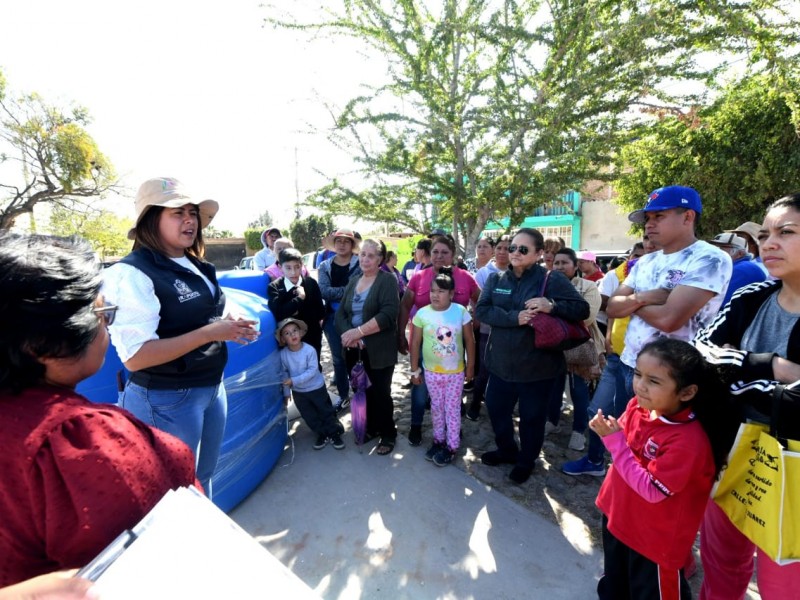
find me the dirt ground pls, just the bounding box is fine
[318,343,763,599]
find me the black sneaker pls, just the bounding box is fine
[331,433,345,450]
[425,442,444,462]
[480,450,518,466]
[465,402,480,422]
[433,447,455,467]
[509,464,533,484]
[313,434,328,450]
[408,425,422,446]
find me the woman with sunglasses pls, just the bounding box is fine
[103,177,258,498]
[398,234,481,446]
[476,228,589,484]
[0,232,198,587]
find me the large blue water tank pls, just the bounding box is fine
[77,273,285,512]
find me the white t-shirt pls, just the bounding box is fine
[620,240,732,368]
[598,269,620,298]
[596,270,621,327]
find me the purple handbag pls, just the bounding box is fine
[529,271,591,351]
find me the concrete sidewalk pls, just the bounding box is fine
[231,423,601,599]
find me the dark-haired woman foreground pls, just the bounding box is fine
[0,232,197,587]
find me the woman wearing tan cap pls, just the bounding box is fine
[103,177,258,498]
[730,221,770,276]
[318,228,361,409]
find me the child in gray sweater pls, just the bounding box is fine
[276,318,345,450]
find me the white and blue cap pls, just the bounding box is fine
[628,185,702,224]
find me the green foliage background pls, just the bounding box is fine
[613,73,800,237]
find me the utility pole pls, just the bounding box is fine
[294,146,301,220]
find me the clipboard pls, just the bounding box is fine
[77,486,319,599]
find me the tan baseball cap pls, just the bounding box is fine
[728,221,761,245]
[709,232,748,251]
[128,177,219,239]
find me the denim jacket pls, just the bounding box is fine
[318,255,362,314]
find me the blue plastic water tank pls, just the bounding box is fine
[77,276,286,513]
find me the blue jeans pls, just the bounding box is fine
[485,374,561,469]
[586,354,630,463]
[323,313,349,400]
[122,381,227,498]
[410,355,429,427]
[569,373,590,433]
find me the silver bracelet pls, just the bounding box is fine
[357,325,365,336]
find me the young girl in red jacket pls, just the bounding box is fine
[590,338,738,600]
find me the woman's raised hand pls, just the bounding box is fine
[207,315,260,345]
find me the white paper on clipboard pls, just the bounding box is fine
[87,486,319,599]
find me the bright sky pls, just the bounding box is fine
[0,0,374,234]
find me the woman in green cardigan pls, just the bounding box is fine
[336,239,400,455]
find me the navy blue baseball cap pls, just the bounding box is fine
[628,185,703,224]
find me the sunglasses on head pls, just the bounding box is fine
[508,244,531,255]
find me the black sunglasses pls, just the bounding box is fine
[508,244,531,255]
[93,303,118,326]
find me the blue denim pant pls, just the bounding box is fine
[323,313,349,400]
[569,373,591,433]
[586,354,631,463]
[122,380,227,498]
[485,374,561,469]
[410,354,429,427]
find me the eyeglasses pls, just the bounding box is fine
[93,303,118,326]
[508,244,531,255]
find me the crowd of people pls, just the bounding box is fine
[2,176,798,599]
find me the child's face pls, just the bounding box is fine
[633,352,696,417]
[429,282,453,310]
[281,260,303,284]
[280,325,303,349]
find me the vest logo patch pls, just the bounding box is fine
[174,279,201,302]
[493,288,512,295]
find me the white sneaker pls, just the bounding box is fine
[569,431,586,451]
[544,421,562,435]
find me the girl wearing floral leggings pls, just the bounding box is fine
[409,268,475,466]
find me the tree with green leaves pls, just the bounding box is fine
[612,72,800,237]
[47,201,132,260]
[289,214,335,253]
[247,210,274,230]
[0,70,116,230]
[265,0,797,254]
[204,226,235,239]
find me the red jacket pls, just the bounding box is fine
[596,398,715,570]
[0,386,198,586]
